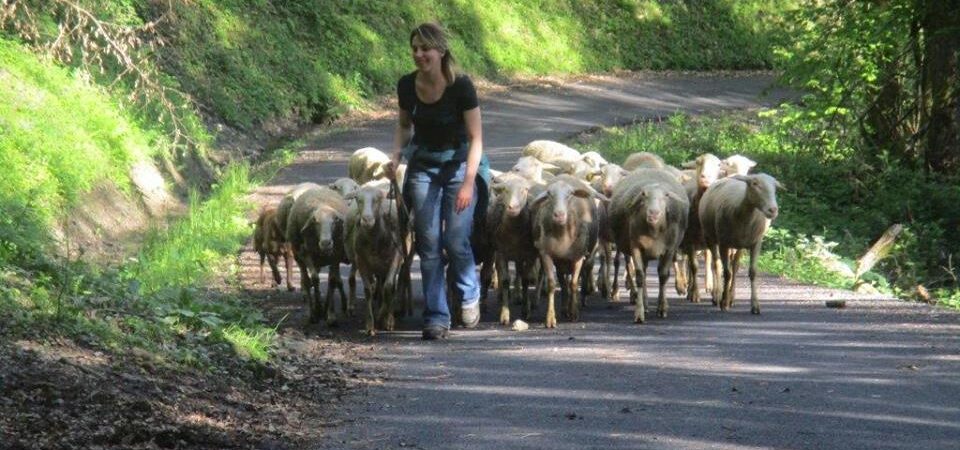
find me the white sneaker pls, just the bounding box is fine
[461,301,480,329]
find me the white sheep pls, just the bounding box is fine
[609,168,689,322]
[521,139,582,162]
[675,153,723,301]
[348,147,392,184]
[530,175,606,328]
[699,173,782,314]
[623,151,666,171]
[720,154,757,177]
[510,156,557,184]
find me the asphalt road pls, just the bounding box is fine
[241,72,960,450]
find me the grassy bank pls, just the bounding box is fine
[579,112,960,306]
[157,0,792,129]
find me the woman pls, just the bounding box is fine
[386,22,490,340]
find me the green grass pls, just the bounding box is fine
[0,161,280,368]
[155,0,792,129]
[579,111,960,303]
[0,38,154,266]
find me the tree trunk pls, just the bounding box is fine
[919,0,960,173]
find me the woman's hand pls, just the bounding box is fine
[455,181,474,214]
[384,160,399,181]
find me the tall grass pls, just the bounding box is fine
[0,39,152,266]
[157,0,792,128]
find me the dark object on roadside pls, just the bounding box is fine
[825,300,847,308]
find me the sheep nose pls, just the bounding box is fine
[361,216,375,227]
[646,211,662,224]
[553,211,567,224]
[320,240,333,250]
[767,206,779,219]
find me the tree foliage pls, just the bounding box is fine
[776,0,960,173]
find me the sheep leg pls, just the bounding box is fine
[520,260,533,320]
[598,242,611,300]
[479,253,496,312]
[258,252,266,285]
[326,263,345,327]
[580,252,595,299]
[625,254,638,307]
[569,258,584,322]
[629,249,645,323]
[705,247,715,301]
[283,244,295,292]
[612,249,622,300]
[686,246,700,303]
[267,253,283,287]
[540,254,558,329]
[309,264,322,324]
[730,249,743,308]
[359,269,376,335]
[657,252,673,318]
[674,254,688,296]
[719,245,734,312]
[558,268,570,320]
[749,243,761,315]
[624,254,637,305]
[377,255,403,332]
[496,254,512,325]
[295,256,311,304]
[347,265,357,318]
[708,245,722,306]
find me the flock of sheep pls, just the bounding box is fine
[253,140,783,334]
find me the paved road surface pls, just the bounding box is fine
[241,73,960,450]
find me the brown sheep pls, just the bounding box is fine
[253,205,294,291]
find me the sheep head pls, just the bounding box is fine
[532,177,607,226]
[492,176,533,218]
[732,173,781,220]
[695,153,722,189]
[346,183,392,230]
[629,184,686,227]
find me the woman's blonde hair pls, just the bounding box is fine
[410,22,456,85]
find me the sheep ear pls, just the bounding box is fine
[681,159,696,169]
[541,162,560,172]
[530,190,549,207]
[775,180,787,191]
[666,190,688,204]
[732,175,751,183]
[343,191,357,201]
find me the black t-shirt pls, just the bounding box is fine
[397,72,479,150]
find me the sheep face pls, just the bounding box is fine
[304,207,342,251]
[493,180,531,218]
[532,179,601,226]
[721,154,757,177]
[349,185,390,230]
[329,178,360,198]
[629,185,677,227]
[696,154,723,189]
[735,174,781,219]
[595,164,628,197]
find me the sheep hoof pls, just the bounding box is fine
[634,315,645,324]
[658,309,667,319]
[499,309,511,326]
[751,306,761,315]
[544,316,557,329]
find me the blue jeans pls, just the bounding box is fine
[405,161,480,329]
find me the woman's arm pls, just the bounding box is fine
[388,108,413,180]
[456,106,483,213]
